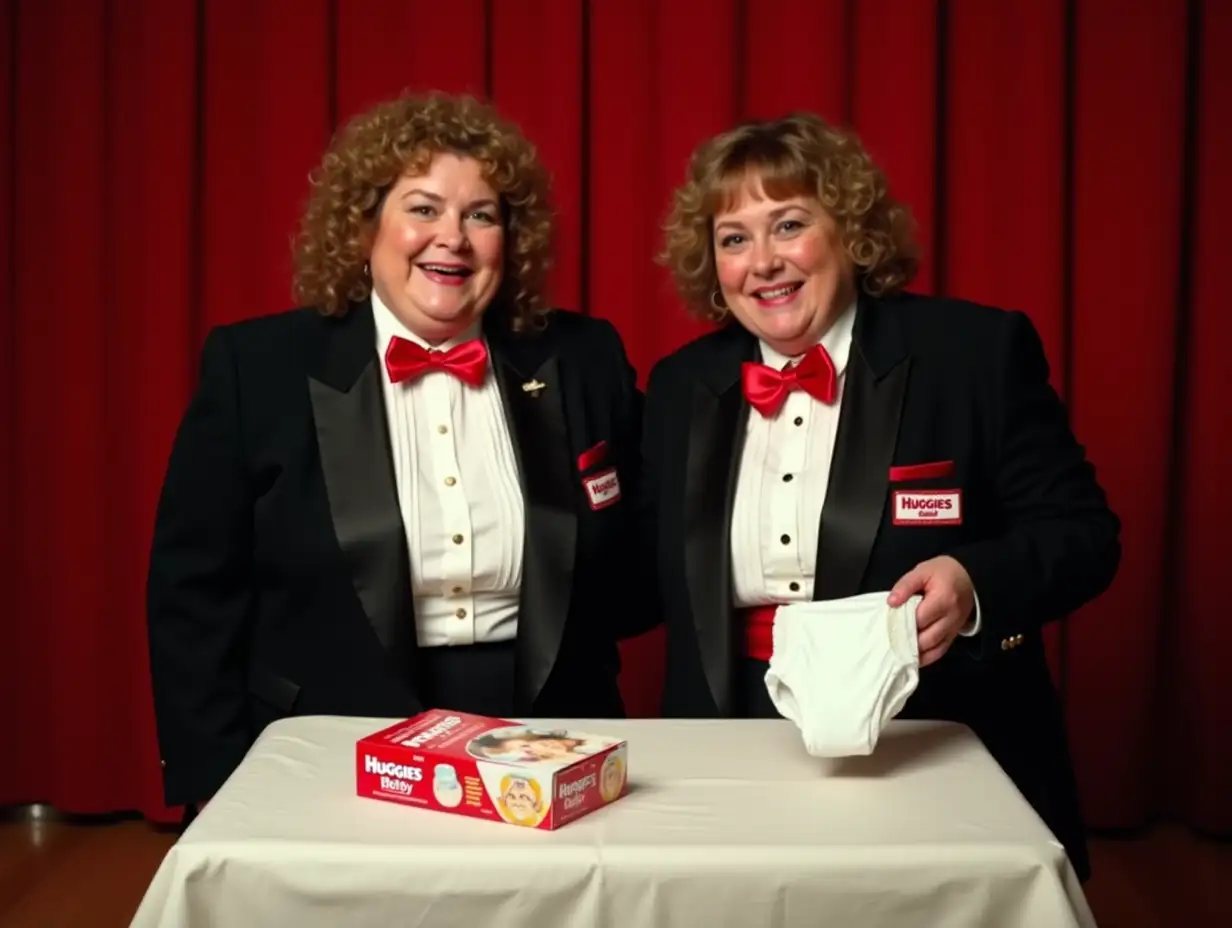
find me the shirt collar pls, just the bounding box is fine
[370,286,483,353]
[758,298,857,374]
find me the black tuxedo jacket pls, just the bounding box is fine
[639,292,1120,880]
[147,301,642,807]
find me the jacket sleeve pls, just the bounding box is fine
[146,326,256,806]
[948,310,1121,658]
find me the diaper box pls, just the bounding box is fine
[356,710,629,829]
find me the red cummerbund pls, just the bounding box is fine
[742,605,780,662]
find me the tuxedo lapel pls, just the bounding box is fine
[684,326,757,712]
[307,300,415,671]
[814,296,909,600]
[485,318,576,710]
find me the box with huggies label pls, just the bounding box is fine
[356,710,629,829]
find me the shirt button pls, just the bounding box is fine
[782,474,793,483]
[789,581,800,592]
[452,533,464,544]
[437,424,448,434]
[452,585,463,595]
[455,608,467,619]
[793,416,803,426]
[780,534,791,545]
[444,476,456,487]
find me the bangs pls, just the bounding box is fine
[705,135,815,215]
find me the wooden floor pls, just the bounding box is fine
[0,805,1228,926]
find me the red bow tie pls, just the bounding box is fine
[741,344,837,417]
[384,336,488,387]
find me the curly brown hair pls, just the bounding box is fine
[292,92,554,330]
[659,112,920,323]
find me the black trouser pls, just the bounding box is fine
[417,639,518,718]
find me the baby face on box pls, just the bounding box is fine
[495,774,546,826]
[467,729,593,764]
[598,751,625,802]
[467,726,618,827]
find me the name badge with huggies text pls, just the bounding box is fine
[892,489,962,525]
[583,469,621,510]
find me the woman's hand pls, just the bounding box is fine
[887,555,975,666]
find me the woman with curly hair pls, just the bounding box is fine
[147,93,643,817]
[643,112,1119,882]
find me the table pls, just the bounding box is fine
[131,717,1096,927]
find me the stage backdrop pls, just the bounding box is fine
[2,0,1228,833]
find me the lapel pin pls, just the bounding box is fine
[521,379,546,397]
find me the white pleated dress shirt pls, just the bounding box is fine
[371,291,525,647]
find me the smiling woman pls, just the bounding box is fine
[145,92,646,823]
[710,189,853,358]
[641,111,1121,884]
[291,92,552,336]
[658,113,918,333]
[366,153,507,344]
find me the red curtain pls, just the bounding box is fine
[2,0,1228,833]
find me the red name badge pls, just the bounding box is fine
[583,469,621,510]
[892,489,962,525]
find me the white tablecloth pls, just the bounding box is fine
[131,716,1095,927]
